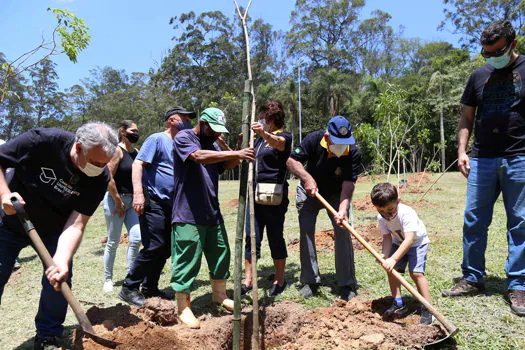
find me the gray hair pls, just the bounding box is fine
[75,122,118,157]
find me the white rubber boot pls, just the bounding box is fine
[176,292,200,329]
[211,279,234,312]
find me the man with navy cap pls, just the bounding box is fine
[118,105,195,307]
[287,116,362,301]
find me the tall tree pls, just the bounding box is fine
[287,0,365,70]
[29,58,63,126]
[439,0,525,50]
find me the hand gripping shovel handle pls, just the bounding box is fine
[314,192,458,336]
[10,197,119,348]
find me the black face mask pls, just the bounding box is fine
[199,125,218,145]
[177,121,192,131]
[126,132,140,143]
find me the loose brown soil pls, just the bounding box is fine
[223,198,239,209]
[354,196,376,212]
[119,233,129,245]
[287,224,383,253]
[74,297,446,349]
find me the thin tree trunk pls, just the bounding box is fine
[234,2,259,349]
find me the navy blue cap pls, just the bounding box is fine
[327,116,355,145]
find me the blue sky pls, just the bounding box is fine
[1,0,462,90]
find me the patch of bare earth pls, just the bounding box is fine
[288,224,382,253]
[73,297,446,350]
[246,299,446,349]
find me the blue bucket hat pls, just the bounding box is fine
[327,116,356,145]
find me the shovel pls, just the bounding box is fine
[315,192,458,340]
[11,197,120,349]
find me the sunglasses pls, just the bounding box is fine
[481,41,512,58]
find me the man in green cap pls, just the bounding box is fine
[170,107,255,328]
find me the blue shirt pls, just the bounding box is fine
[171,129,225,225]
[137,132,174,201]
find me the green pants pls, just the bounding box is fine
[171,223,231,293]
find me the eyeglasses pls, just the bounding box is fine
[481,42,511,58]
[377,205,398,220]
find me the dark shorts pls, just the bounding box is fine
[389,243,428,274]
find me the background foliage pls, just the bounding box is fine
[1,0,524,175]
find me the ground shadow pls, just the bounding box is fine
[90,247,105,257]
[450,275,507,297]
[14,324,78,350]
[18,254,38,263]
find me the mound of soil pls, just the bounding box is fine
[76,301,234,350]
[223,198,239,209]
[353,224,383,251]
[353,196,376,212]
[245,299,446,350]
[287,224,382,253]
[75,298,446,350]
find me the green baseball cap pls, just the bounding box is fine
[200,107,229,134]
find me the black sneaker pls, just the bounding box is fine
[442,279,485,297]
[299,284,319,298]
[269,281,287,297]
[33,336,59,350]
[419,306,434,325]
[118,286,145,307]
[337,285,357,302]
[384,302,409,319]
[240,283,252,296]
[141,288,172,300]
[507,290,525,316]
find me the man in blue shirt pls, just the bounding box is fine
[171,107,254,328]
[118,106,195,308]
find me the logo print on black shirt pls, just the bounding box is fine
[40,168,57,185]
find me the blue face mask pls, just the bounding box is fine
[177,121,192,131]
[486,46,512,69]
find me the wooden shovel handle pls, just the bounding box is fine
[315,192,458,335]
[10,197,96,335]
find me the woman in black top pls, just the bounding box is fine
[243,101,292,297]
[102,120,141,292]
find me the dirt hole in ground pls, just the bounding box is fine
[288,224,382,253]
[74,298,446,349]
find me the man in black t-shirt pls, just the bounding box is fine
[0,123,118,349]
[287,116,361,301]
[442,20,525,317]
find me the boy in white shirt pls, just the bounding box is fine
[370,182,433,324]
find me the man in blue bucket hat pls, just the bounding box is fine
[287,115,361,301]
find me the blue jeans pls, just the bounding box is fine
[103,193,141,281]
[463,156,525,291]
[0,221,73,338]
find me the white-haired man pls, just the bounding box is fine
[0,123,118,349]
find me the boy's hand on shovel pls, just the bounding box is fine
[382,257,397,272]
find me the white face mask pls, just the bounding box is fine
[329,144,347,157]
[79,148,105,177]
[80,162,105,177]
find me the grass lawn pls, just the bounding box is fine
[1,172,524,349]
